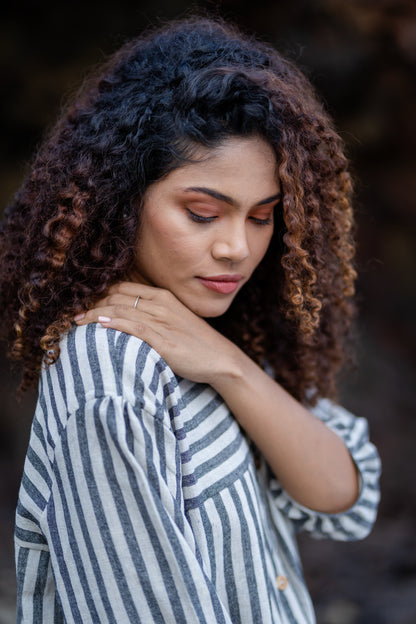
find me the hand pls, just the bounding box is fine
[74,281,238,385]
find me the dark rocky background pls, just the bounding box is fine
[1,1,415,622]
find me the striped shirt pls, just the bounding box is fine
[15,324,381,623]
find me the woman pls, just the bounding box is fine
[1,17,380,623]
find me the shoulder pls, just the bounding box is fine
[43,323,178,416]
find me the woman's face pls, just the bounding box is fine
[132,135,280,318]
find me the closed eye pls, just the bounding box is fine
[186,208,217,223]
[249,216,273,225]
[249,200,280,226]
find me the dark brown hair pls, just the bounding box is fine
[0,17,356,403]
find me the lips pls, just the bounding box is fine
[196,274,243,294]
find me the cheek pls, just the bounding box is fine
[252,230,274,265]
[144,214,203,264]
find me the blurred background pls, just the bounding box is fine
[0,0,415,622]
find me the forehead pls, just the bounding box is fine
[147,135,280,204]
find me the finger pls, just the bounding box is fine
[107,281,162,299]
[88,290,160,316]
[93,288,178,317]
[93,292,143,309]
[95,315,165,352]
[74,303,155,325]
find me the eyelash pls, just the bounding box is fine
[186,209,273,226]
[186,209,217,223]
[249,216,273,226]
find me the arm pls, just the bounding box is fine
[266,398,381,540]
[43,392,234,624]
[75,282,376,515]
[208,346,361,513]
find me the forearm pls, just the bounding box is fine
[211,346,360,514]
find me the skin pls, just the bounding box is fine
[75,135,359,513]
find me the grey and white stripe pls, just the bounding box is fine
[15,324,381,623]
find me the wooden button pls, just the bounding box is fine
[276,574,288,590]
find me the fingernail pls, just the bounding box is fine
[74,313,85,321]
[98,316,112,323]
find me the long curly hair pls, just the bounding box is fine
[0,16,356,403]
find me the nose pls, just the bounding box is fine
[211,221,250,262]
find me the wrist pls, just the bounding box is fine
[208,342,251,395]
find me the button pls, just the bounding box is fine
[276,575,288,591]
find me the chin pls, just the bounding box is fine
[190,301,233,319]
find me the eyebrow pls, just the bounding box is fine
[183,186,281,207]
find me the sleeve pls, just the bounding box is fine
[41,394,234,624]
[266,398,381,541]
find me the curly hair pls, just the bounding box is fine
[0,16,356,402]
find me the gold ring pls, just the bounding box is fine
[133,295,140,309]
